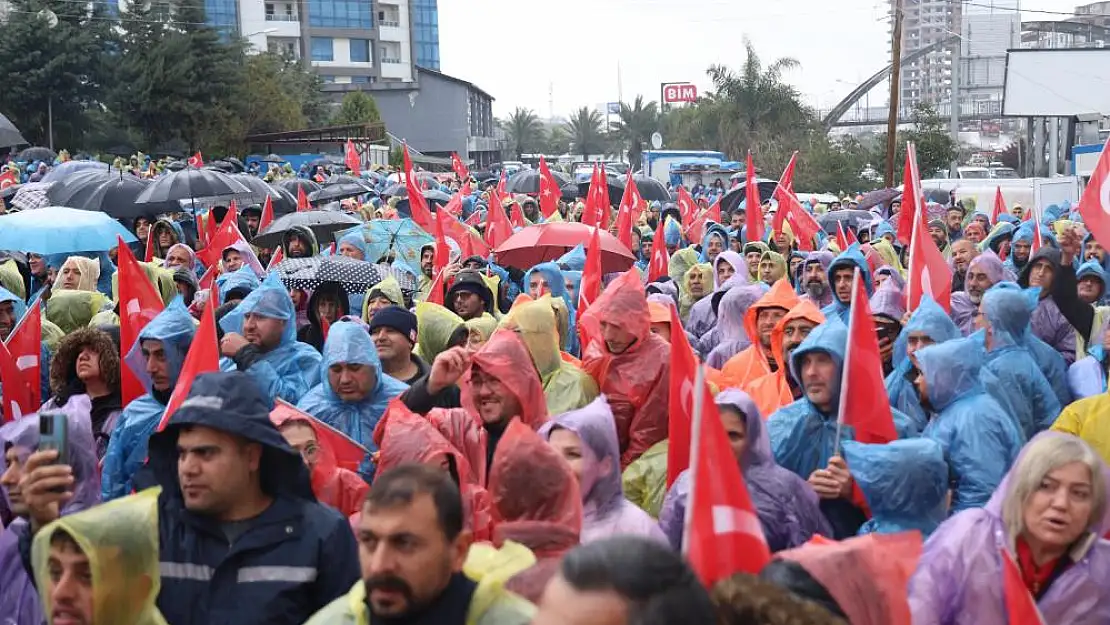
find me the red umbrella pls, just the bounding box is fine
[494,222,636,273]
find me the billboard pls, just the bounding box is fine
[663,83,698,104]
[1003,48,1110,117]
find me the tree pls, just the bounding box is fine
[613,96,659,170]
[501,107,542,159]
[332,91,382,126]
[870,103,959,185]
[564,107,607,160]
[542,126,571,155]
[241,54,311,135]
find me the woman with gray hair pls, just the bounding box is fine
[909,432,1110,624]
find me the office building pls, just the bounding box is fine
[1021,1,1110,48]
[958,0,1020,117]
[891,0,962,112]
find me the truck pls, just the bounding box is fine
[640,150,727,184]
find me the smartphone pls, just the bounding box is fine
[38,411,68,467]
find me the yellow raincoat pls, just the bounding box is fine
[46,290,110,334]
[668,247,699,284]
[112,262,178,305]
[413,302,465,363]
[0,259,25,300]
[465,314,499,350]
[504,297,598,416]
[303,541,536,625]
[361,276,405,322]
[621,439,669,518]
[678,263,712,323]
[32,487,168,625]
[870,239,906,278]
[1053,395,1110,465]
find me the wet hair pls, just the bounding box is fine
[712,573,848,625]
[560,536,716,625]
[366,463,464,541]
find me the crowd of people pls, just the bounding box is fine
[0,148,1109,625]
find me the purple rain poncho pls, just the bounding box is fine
[538,396,666,544]
[950,250,1006,335]
[657,389,831,553]
[0,407,101,625]
[685,252,748,341]
[909,433,1110,625]
[1018,247,1077,365]
[706,283,770,369]
[797,252,835,309]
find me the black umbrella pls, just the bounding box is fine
[262,154,285,163]
[0,112,26,149]
[205,160,237,173]
[504,169,570,194]
[325,174,373,189]
[232,173,287,206]
[134,167,251,211]
[105,144,137,157]
[381,183,406,197]
[164,160,188,172]
[575,180,622,207]
[272,257,385,294]
[720,181,780,216]
[224,157,245,173]
[856,188,901,212]
[18,146,56,163]
[46,171,155,219]
[273,178,321,197]
[308,183,372,205]
[266,185,298,216]
[252,210,362,249]
[423,188,451,203]
[618,175,670,203]
[816,210,879,235]
[560,181,579,202]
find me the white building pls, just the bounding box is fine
[958,0,1020,117]
[891,0,962,111]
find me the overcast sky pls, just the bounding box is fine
[438,0,1087,119]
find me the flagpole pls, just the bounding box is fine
[834,268,860,457]
[681,364,707,556]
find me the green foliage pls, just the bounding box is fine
[613,96,659,171]
[564,107,607,160]
[870,103,959,185]
[501,107,542,159]
[332,91,382,127]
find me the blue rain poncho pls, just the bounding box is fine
[101,299,195,500]
[915,337,1025,512]
[296,321,408,452]
[556,244,586,271]
[524,262,577,352]
[219,272,322,405]
[980,283,1062,438]
[821,243,873,324]
[841,437,948,536]
[698,223,729,263]
[885,296,962,432]
[215,265,261,305]
[1077,259,1108,303]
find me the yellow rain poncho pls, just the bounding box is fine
[1053,395,1110,465]
[668,247,699,284]
[304,540,536,625]
[362,276,405,322]
[759,250,787,284]
[0,259,25,300]
[465,314,499,350]
[41,318,66,351]
[504,297,598,416]
[46,290,110,334]
[32,487,168,625]
[414,301,464,363]
[870,239,906,278]
[57,257,101,293]
[679,263,712,323]
[621,439,668,518]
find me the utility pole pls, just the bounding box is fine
[885,0,905,188]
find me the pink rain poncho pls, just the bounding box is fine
[269,407,368,518]
[909,432,1110,625]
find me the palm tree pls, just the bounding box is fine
[564,107,606,160]
[502,107,542,159]
[613,96,659,171]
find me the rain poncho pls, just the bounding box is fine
[1,408,101,625]
[758,250,788,284]
[747,299,826,419]
[870,239,905,278]
[678,262,712,323]
[821,244,873,324]
[150,217,185,259]
[0,259,25,301]
[620,439,669,518]
[916,337,1025,511]
[281,223,320,257]
[659,390,831,553]
[768,319,917,537]
[32,488,168,625]
[270,407,368,518]
[215,265,260,304]
[361,275,405,322]
[373,402,493,541]
[57,255,101,292]
[538,397,665,544]
[580,270,671,468]
[1026,331,1073,410]
[523,262,577,352]
[45,289,110,334]
[841,438,948,536]
[505,297,598,415]
[296,321,408,454]
[705,282,769,369]
[1018,246,1077,365]
[111,261,177,306]
[101,299,195,500]
[413,301,464,364]
[718,279,799,385]
[220,272,323,404]
[1053,393,1110,464]
[980,283,1062,438]
[698,224,729,263]
[685,251,747,340]
[490,419,582,603]
[885,295,962,432]
[909,433,1110,625]
[798,251,835,309]
[1076,258,1108,303]
[667,247,699,284]
[951,250,1007,335]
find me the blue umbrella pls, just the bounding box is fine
[0,206,138,254]
[42,160,112,183]
[334,219,432,279]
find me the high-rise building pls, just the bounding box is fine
[890,0,962,112]
[411,0,439,70]
[959,0,1020,118]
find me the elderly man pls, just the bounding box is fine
[219,272,323,404]
[798,251,834,309]
[950,239,978,293]
[950,250,1006,336]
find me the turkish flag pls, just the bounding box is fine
[1000,547,1046,625]
[578,225,603,314]
[896,148,920,245]
[647,215,670,282]
[781,191,823,252]
[259,195,275,233]
[403,144,434,231]
[509,198,527,229]
[676,186,698,226]
[439,199,489,258]
[771,152,798,235]
[583,164,609,228]
[1032,220,1044,253]
[265,247,284,273]
[198,264,219,291]
[685,208,709,246]
[685,366,771,585]
[345,139,360,175]
[615,175,641,250]
[296,186,311,212]
[0,340,31,422]
[157,295,220,431]
[187,152,204,168]
[272,400,368,473]
[441,193,463,218]
[993,186,1006,224]
[666,301,698,487]
[3,300,41,417]
[197,205,244,269]
[0,170,18,190]
[705,198,721,225]
[450,152,469,184]
[143,220,156,262]
[836,220,850,251]
[905,144,952,313]
[496,168,507,198]
[846,224,858,245]
[194,213,207,249]
[837,268,898,445]
[745,151,764,243]
[484,188,513,250]
[433,205,451,276]
[117,238,166,408]
[538,156,561,219]
[425,267,447,306]
[205,208,218,246]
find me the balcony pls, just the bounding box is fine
[381,57,402,64]
[379,19,399,27]
[266,13,298,21]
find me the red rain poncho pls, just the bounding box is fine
[373,400,493,541]
[580,270,671,468]
[269,405,368,518]
[489,419,582,603]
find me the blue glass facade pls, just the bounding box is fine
[311,37,334,61]
[307,0,372,29]
[411,0,439,70]
[204,0,239,36]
